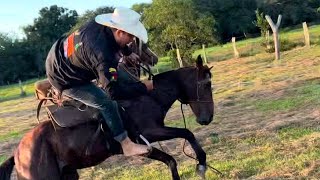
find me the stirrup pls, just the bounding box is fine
[139,135,152,149]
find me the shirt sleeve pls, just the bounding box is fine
[88,43,116,90]
[90,42,147,99]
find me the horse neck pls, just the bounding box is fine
[152,68,192,111]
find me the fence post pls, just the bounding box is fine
[266,15,282,61]
[19,80,26,97]
[232,37,240,58]
[303,22,310,48]
[202,44,208,64]
[176,48,183,67]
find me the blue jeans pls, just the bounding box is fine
[63,83,128,142]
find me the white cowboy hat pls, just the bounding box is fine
[95,7,148,43]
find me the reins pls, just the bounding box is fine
[177,67,223,176]
[180,103,223,177]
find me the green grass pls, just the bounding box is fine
[0,78,40,102]
[255,98,304,112]
[194,23,320,63]
[254,83,320,113]
[0,155,7,164]
[80,127,320,179]
[0,130,23,142]
[165,116,200,131]
[277,127,317,140]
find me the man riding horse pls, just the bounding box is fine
[45,7,152,157]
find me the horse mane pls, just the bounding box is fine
[153,66,195,82]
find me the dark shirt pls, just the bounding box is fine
[46,21,147,99]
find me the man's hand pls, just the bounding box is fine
[142,80,153,91]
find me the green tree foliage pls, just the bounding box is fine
[24,5,78,49]
[143,0,217,66]
[132,3,151,15]
[0,5,78,85]
[253,9,269,38]
[0,34,38,85]
[70,6,114,33]
[194,0,258,42]
[23,5,78,74]
[259,0,320,26]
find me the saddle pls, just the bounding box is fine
[34,79,101,128]
[46,101,100,128]
[34,79,140,140]
[35,79,111,155]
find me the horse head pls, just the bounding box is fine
[178,55,214,125]
[130,38,158,66]
[120,38,158,79]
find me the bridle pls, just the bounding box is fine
[177,67,222,177]
[120,39,156,80]
[178,67,213,104]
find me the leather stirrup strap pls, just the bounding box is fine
[36,97,54,124]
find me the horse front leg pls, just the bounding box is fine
[145,148,180,180]
[142,127,207,179]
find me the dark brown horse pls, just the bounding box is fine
[0,55,213,180]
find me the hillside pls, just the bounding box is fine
[1,25,320,179]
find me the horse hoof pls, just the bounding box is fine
[196,164,207,179]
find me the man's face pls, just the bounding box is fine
[116,30,135,47]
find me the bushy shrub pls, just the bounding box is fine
[261,38,304,53]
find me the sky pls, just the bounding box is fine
[0,0,151,38]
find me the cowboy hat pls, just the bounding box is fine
[95,7,148,43]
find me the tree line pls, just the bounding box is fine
[0,0,319,85]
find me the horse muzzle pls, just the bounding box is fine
[197,114,213,125]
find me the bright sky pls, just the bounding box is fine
[0,0,151,38]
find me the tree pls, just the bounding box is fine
[194,0,258,42]
[253,9,269,39]
[143,0,217,66]
[0,34,38,85]
[259,0,320,27]
[132,3,151,15]
[70,6,114,33]
[23,5,78,75]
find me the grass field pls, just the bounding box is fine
[1,24,320,179]
[0,78,40,102]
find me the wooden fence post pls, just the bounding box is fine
[303,22,310,47]
[232,37,240,58]
[202,44,208,64]
[176,48,183,67]
[265,15,282,60]
[19,80,26,97]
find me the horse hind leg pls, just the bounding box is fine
[0,156,15,180]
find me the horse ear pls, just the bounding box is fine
[209,66,213,70]
[196,55,203,68]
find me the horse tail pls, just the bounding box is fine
[0,156,14,180]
